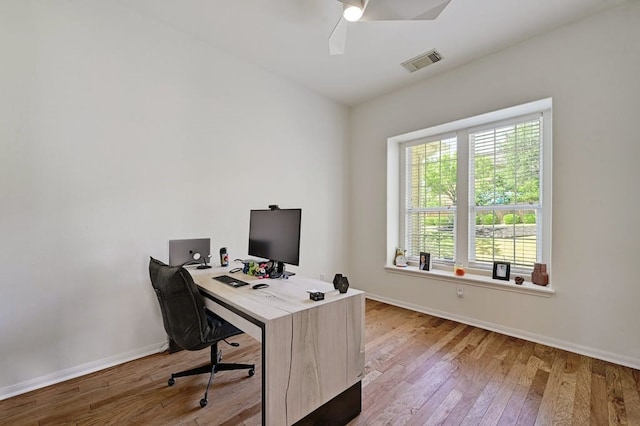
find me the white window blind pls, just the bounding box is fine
[404,136,457,261]
[469,114,543,269]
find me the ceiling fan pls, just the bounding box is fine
[329,0,452,55]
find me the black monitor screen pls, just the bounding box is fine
[248,208,301,266]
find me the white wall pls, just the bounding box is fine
[0,1,348,397]
[349,2,640,368]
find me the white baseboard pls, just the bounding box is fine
[366,293,640,371]
[0,340,169,401]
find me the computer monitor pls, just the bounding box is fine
[248,208,302,277]
[169,238,211,268]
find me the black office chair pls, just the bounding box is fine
[149,257,255,407]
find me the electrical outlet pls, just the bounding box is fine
[457,285,464,298]
[320,273,325,281]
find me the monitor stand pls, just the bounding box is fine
[269,261,286,279]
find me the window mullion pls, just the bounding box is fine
[399,143,409,251]
[456,129,469,266]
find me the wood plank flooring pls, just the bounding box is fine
[1,299,638,425]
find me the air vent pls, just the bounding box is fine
[401,49,443,73]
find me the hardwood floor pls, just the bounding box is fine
[2,299,639,425]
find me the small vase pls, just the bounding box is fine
[531,263,549,286]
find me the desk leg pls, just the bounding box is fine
[264,315,293,425]
[283,297,364,425]
[293,381,362,426]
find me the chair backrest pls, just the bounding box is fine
[149,257,213,351]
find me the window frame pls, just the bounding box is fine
[467,113,545,271]
[400,133,458,262]
[390,99,552,276]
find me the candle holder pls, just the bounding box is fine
[333,273,343,290]
[333,273,350,293]
[337,276,350,294]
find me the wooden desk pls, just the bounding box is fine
[189,268,365,425]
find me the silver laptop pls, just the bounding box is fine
[168,238,211,266]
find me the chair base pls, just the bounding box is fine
[167,342,255,407]
[169,361,255,381]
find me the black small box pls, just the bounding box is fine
[310,292,324,301]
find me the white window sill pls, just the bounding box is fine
[384,265,555,297]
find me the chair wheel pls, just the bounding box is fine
[168,378,175,386]
[248,368,255,377]
[200,398,208,407]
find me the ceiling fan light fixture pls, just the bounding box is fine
[343,5,363,22]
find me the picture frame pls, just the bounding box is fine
[419,252,431,271]
[492,261,511,281]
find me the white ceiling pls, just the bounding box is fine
[120,0,626,106]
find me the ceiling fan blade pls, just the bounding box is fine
[413,0,452,20]
[329,16,347,55]
[362,0,451,21]
[335,0,364,8]
[328,0,370,55]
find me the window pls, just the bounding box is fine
[405,136,457,260]
[396,99,551,273]
[469,116,543,269]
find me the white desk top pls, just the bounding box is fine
[189,266,364,324]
